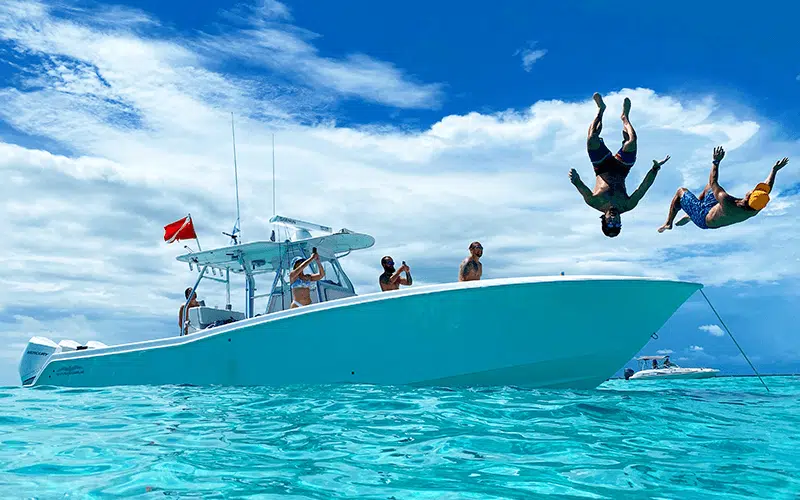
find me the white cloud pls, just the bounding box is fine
[699,324,725,337]
[193,2,443,109]
[0,0,442,115]
[0,314,97,365]
[690,345,705,352]
[0,1,799,385]
[657,349,674,355]
[515,41,547,72]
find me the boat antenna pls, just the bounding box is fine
[229,112,241,245]
[700,289,769,392]
[272,132,276,217]
[271,131,281,242]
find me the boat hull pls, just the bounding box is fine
[22,276,702,390]
[629,368,719,380]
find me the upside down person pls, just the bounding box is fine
[569,93,671,237]
[658,146,790,232]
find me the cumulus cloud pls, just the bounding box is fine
[0,0,799,384]
[699,324,725,337]
[690,345,705,352]
[514,41,547,72]
[657,349,674,355]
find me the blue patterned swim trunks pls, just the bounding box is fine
[680,190,718,229]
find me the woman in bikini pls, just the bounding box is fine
[289,250,325,308]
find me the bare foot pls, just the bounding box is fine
[675,216,691,227]
[657,223,672,233]
[621,97,631,121]
[593,92,606,111]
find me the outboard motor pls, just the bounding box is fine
[623,368,635,380]
[18,336,61,386]
[58,339,82,351]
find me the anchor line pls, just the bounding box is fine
[700,289,769,392]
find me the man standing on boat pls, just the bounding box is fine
[179,287,201,335]
[379,256,412,291]
[569,92,670,237]
[459,241,483,281]
[658,146,790,232]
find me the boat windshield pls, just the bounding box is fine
[639,357,681,370]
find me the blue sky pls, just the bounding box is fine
[0,0,799,385]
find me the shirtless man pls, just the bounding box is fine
[379,256,412,291]
[459,241,483,281]
[569,93,671,237]
[178,287,200,335]
[658,146,790,232]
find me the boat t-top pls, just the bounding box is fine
[19,214,704,390]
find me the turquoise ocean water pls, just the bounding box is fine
[1,377,799,499]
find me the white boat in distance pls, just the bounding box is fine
[624,355,719,380]
[19,215,703,390]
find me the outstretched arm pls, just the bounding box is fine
[629,156,670,208]
[709,146,726,199]
[568,169,598,207]
[763,157,790,190]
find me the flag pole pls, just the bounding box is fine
[189,213,202,251]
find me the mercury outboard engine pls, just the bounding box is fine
[624,368,635,380]
[18,336,61,386]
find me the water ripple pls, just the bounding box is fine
[0,377,798,498]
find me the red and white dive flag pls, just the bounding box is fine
[163,214,197,244]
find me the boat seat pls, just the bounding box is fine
[187,306,246,331]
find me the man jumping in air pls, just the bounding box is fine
[569,93,670,237]
[658,146,790,232]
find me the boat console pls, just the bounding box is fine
[174,215,374,334]
[186,306,247,334]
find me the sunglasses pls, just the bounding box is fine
[601,215,621,228]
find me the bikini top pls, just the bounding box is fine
[290,275,312,289]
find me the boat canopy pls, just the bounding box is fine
[172,215,376,327]
[175,230,375,275]
[636,355,668,360]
